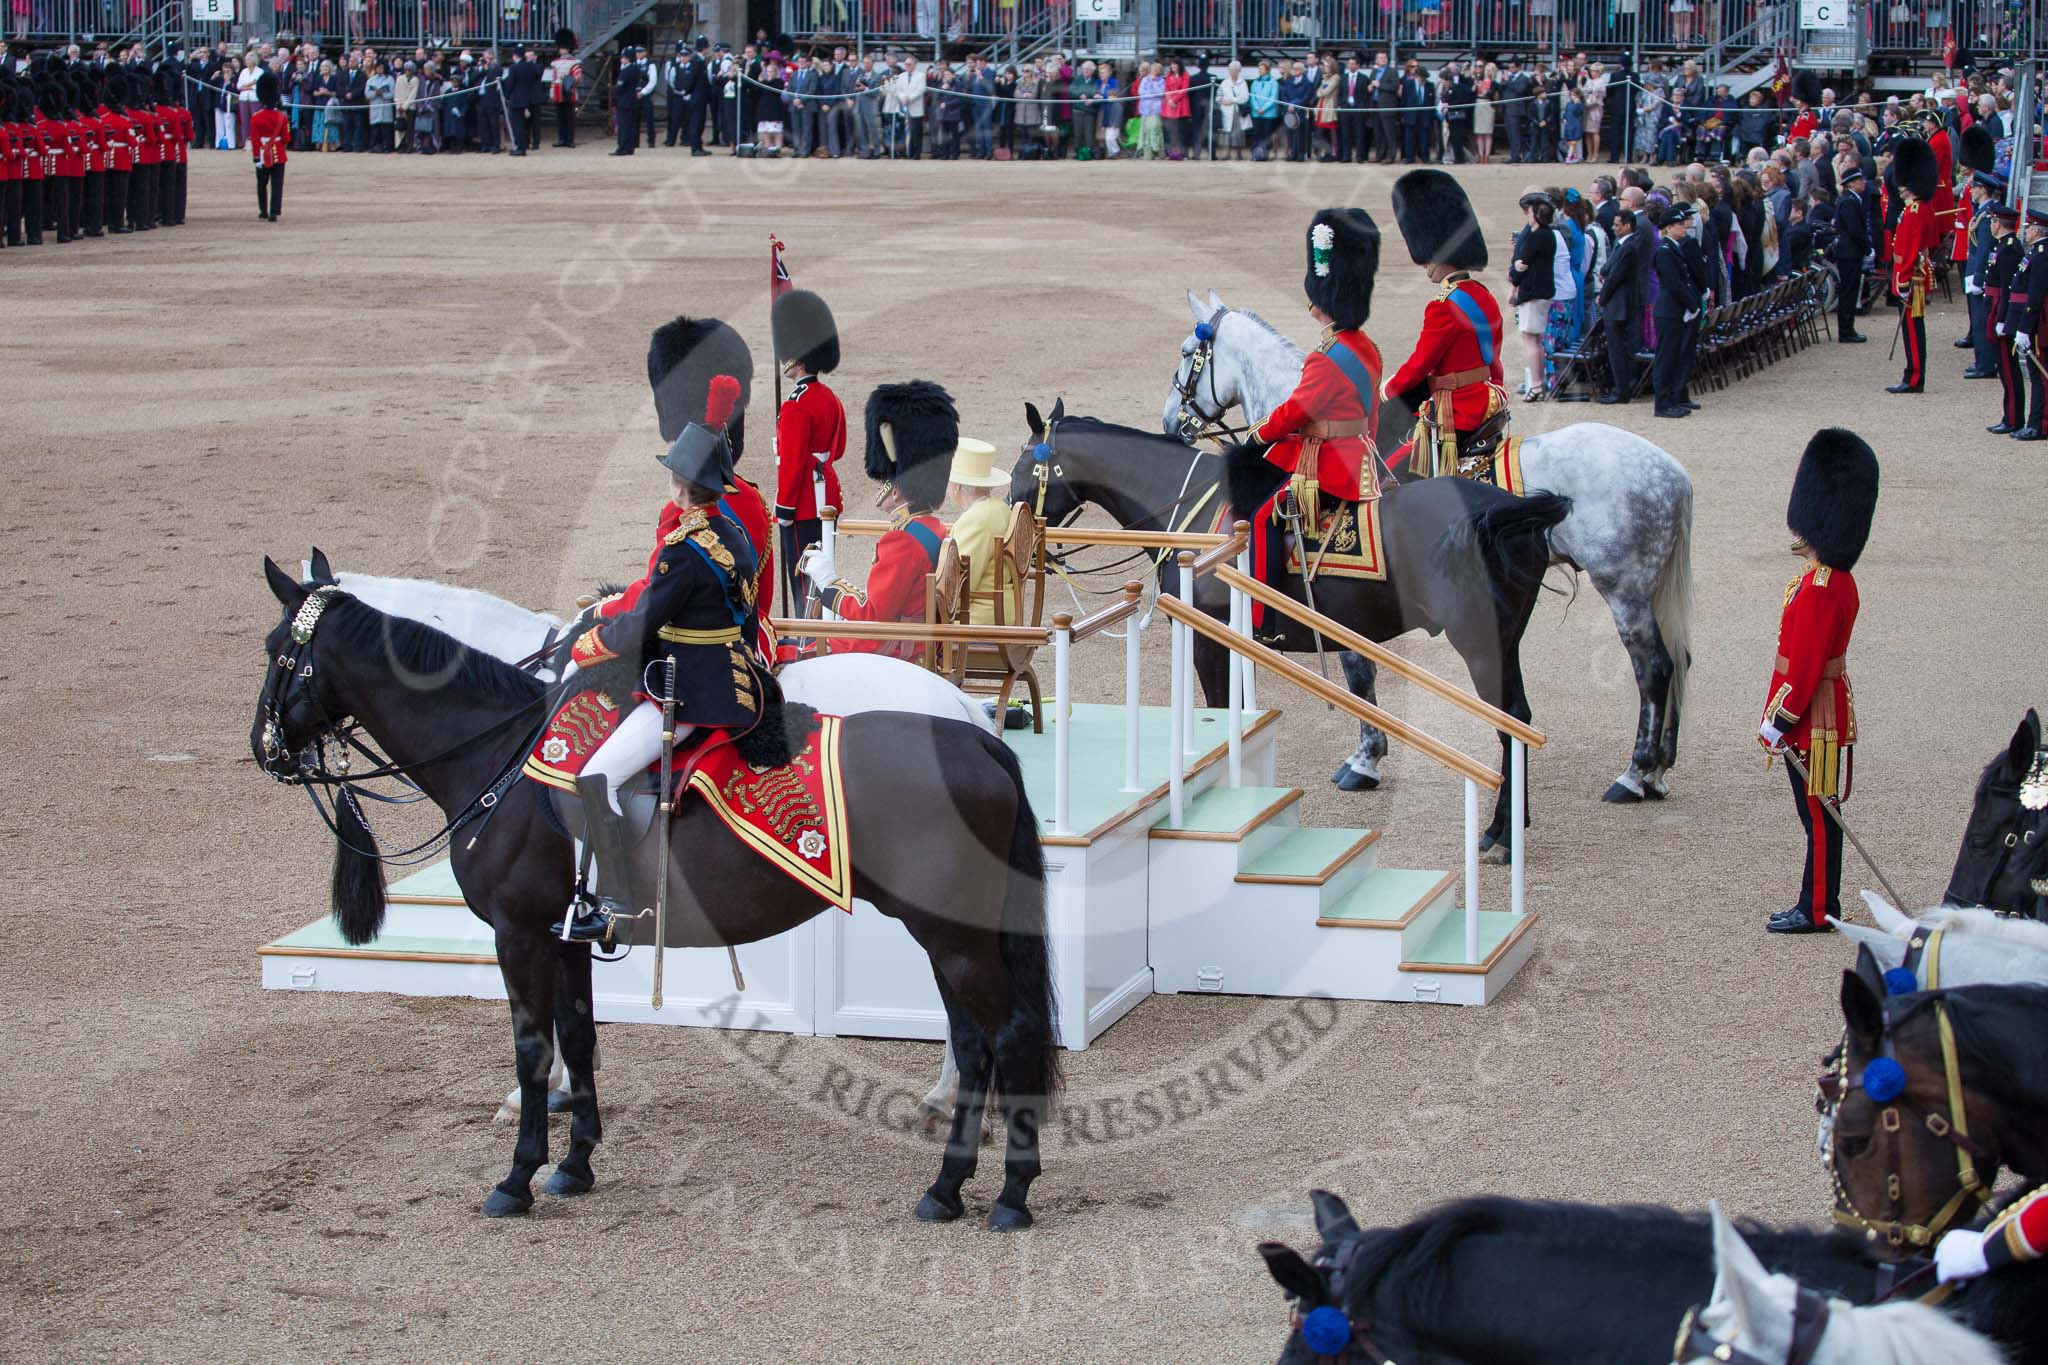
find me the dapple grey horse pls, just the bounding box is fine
[1165,291,1694,803]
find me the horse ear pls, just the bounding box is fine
[1186,289,1207,324]
[2007,711,2040,773]
[308,547,335,584]
[1025,401,1045,438]
[1206,289,1225,314]
[1050,396,1065,423]
[1840,967,1886,1048]
[1256,1243,1330,1308]
[1706,1202,1778,1345]
[1861,889,1914,937]
[1309,1189,1361,1244]
[1835,919,1907,972]
[1851,942,1892,998]
[264,556,307,608]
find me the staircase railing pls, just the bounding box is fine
[572,0,658,63]
[1703,0,1787,85]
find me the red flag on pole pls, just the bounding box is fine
[770,235,793,301]
[1772,47,1789,109]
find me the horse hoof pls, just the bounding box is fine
[1333,767,1379,793]
[544,1166,595,1197]
[987,1202,1034,1232]
[480,1187,533,1218]
[914,1189,965,1223]
[546,1088,574,1114]
[1601,780,1644,804]
[1483,844,1512,867]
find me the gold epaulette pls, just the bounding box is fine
[663,507,712,545]
[1813,565,1832,587]
[688,524,738,577]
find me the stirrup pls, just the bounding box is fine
[559,894,619,944]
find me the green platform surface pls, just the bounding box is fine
[267,915,492,960]
[1155,784,1296,835]
[387,862,463,903]
[1007,702,1264,838]
[1402,909,1526,966]
[1239,827,1372,880]
[1319,868,1456,925]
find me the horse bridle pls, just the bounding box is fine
[1671,1287,1831,1365]
[1172,307,1253,445]
[1821,999,1993,1252]
[1277,1236,1401,1364]
[1951,756,2048,905]
[1027,418,1222,581]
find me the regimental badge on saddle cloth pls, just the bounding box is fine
[1285,500,1387,582]
[523,688,625,790]
[686,715,853,911]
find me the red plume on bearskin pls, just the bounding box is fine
[706,375,741,430]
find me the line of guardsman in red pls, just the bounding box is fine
[0,57,191,249]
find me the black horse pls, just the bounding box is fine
[1947,709,2048,918]
[254,561,1058,1228]
[1258,1188,2048,1363]
[1009,402,1569,852]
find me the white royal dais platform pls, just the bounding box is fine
[259,702,1536,1046]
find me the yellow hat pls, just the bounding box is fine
[947,438,1007,489]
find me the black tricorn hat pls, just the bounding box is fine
[256,69,280,108]
[554,27,577,47]
[1391,168,1487,271]
[863,381,957,512]
[771,289,840,374]
[1890,135,1937,201]
[648,315,754,456]
[1960,122,1996,174]
[1303,207,1379,329]
[1787,429,1879,572]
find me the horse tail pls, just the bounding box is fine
[1651,487,1694,755]
[983,732,1062,1101]
[1437,488,1574,623]
[331,792,388,946]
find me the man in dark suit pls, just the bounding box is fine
[685,38,713,154]
[1501,57,1532,163]
[610,47,644,155]
[1337,54,1369,164]
[1371,55,1400,163]
[1445,63,1474,164]
[504,45,543,154]
[1598,208,1649,403]
[343,54,369,152]
[1398,59,1428,163]
[185,46,215,148]
[1651,203,1702,418]
[1831,165,1871,341]
[1780,199,1815,275]
[1592,173,1619,231]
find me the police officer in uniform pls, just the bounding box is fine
[1650,201,1701,419]
[1759,428,1878,936]
[771,289,847,615]
[1832,165,1871,343]
[800,382,957,665]
[662,41,693,147]
[610,46,645,155]
[1383,169,1509,476]
[2004,209,2048,442]
[1985,203,2026,434]
[557,396,768,943]
[1886,135,1937,394]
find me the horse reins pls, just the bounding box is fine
[1031,418,1224,583]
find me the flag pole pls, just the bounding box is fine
[770,234,797,617]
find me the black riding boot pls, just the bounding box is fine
[561,772,635,942]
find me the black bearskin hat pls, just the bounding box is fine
[863,381,957,513]
[38,83,65,117]
[771,289,840,374]
[1303,208,1379,330]
[1787,428,1878,572]
[1961,122,1996,174]
[1791,69,1822,106]
[647,315,754,456]
[554,27,578,49]
[1391,169,1487,272]
[100,70,125,107]
[1890,136,1936,202]
[256,69,280,109]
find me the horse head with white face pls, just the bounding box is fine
[1164,289,1298,445]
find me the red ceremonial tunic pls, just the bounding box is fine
[40,113,82,178]
[1929,126,1957,251]
[774,377,847,523]
[1984,1186,2048,1270]
[97,106,134,172]
[815,508,945,662]
[1383,275,1507,431]
[0,123,14,184]
[19,119,45,182]
[1762,562,1858,799]
[160,104,190,164]
[130,105,159,165]
[75,112,103,173]
[1252,327,1382,503]
[1892,199,1935,301]
[249,107,290,167]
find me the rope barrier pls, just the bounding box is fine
[179,67,501,112]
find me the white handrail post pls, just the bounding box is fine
[1168,608,1186,828]
[1226,581,1243,788]
[819,507,840,621]
[1236,538,1258,713]
[1052,616,1072,835]
[1510,738,1527,918]
[1122,600,1143,793]
[1178,553,1198,759]
[1463,778,1481,965]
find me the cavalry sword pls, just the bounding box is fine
[651,656,678,1010]
[1779,746,1911,912]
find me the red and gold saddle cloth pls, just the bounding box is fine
[1284,497,1387,583]
[522,692,854,913]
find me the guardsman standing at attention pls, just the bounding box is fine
[1937,1187,2048,1286]
[1984,203,2025,434]
[801,381,957,664]
[1886,136,1938,394]
[1383,168,1508,478]
[1650,201,1702,419]
[1833,165,1871,343]
[249,70,289,222]
[1240,207,1383,620]
[770,288,847,614]
[1960,172,2005,379]
[1759,428,1879,936]
[2003,209,2048,442]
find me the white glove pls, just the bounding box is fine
[1935,1228,1990,1284]
[1964,275,1980,295]
[1683,309,1700,323]
[2018,332,2034,355]
[1759,723,1785,752]
[801,548,839,592]
[1997,321,2009,336]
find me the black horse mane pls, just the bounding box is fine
[1053,414,1195,447]
[321,592,546,708]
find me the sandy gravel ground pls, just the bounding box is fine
[2,146,2042,1363]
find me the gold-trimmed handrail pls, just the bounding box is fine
[1153,595,1502,791]
[1208,562,1546,749]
